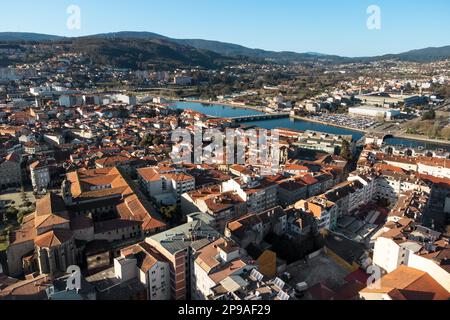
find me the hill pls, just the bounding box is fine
[0,32,63,42]
[0,31,449,65]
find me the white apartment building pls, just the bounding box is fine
[192,238,248,300]
[372,234,450,292]
[114,242,171,300]
[417,160,450,179]
[221,176,278,214]
[296,197,338,230]
[173,76,192,86]
[30,160,51,191]
[138,167,195,205]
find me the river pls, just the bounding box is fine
[171,101,450,152]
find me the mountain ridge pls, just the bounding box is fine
[0,31,449,63]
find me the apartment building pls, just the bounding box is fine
[30,160,51,191]
[225,206,287,249]
[181,185,247,232]
[138,166,195,205]
[360,265,450,300]
[296,197,338,230]
[191,238,249,300]
[146,214,221,300]
[221,176,278,214]
[371,221,450,292]
[114,242,171,300]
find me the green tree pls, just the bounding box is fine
[422,110,436,121]
[5,207,18,221]
[140,134,154,147]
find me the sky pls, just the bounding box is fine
[1,0,449,57]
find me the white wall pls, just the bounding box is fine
[114,257,137,282]
[147,261,171,300]
[192,262,217,300]
[373,237,402,273]
[407,253,450,292]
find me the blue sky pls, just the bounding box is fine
[1,0,449,57]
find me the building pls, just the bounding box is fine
[359,265,450,300]
[0,152,21,189]
[146,213,221,300]
[348,106,401,120]
[208,268,295,300]
[296,197,338,230]
[113,94,137,106]
[114,242,171,300]
[59,95,83,107]
[138,166,196,205]
[181,185,247,232]
[225,207,287,249]
[355,93,426,107]
[0,274,52,300]
[173,76,192,86]
[192,238,250,300]
[7,193,77,277]
[221,176,278,214]
[293,130,354,155]
[63,167,166,237]
[371,220,450,292]
[30,160,51,191]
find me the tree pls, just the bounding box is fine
[139,134,153,147]
[422,110,436,120]
[5,207,18,221]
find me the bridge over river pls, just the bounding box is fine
[229,113,291,123]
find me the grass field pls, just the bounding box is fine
[0,236,8,251]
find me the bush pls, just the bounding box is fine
[5,207,18,220]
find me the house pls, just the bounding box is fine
[359,265,450,300]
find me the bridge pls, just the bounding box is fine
[229,113,290,123]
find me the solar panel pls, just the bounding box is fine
[273,277,285,290]
[277,291,290,301]
[250,269,264,282]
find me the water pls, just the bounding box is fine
[383,137,450,152]
[171,101,264,118]
[172,101,450,151]
[247,118,365,140]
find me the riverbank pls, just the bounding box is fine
[390,132,450,147]
[290,115,450,147]
[171,101,450,151]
